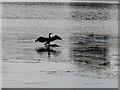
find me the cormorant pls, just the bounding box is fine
[35,33,62,46]
[89,33,94,37]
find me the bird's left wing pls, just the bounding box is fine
[51,35,62,42]
[35,37,48,42]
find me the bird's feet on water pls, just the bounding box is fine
[44,44,50,51]
[44,44,49,47]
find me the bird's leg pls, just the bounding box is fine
[47,42,51,57]
[48,42,50,50]
[48,50,50,57]
[45,42,50,50]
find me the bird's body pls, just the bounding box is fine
[35,33,62,46]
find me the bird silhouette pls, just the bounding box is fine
[35,33,62,46]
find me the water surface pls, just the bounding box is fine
[2,2,118,88]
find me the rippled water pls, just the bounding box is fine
[2,2,118,88]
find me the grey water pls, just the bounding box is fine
[2,2,118,88]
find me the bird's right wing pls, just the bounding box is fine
[51,35,62,42]
[35,37,48,42]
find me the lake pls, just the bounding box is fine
[2,2,118,88]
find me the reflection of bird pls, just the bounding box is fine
[35,33,62,45]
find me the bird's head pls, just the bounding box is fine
[49,33,52,36]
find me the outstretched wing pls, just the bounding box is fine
[51,35,62,42]
[35,37,48,42]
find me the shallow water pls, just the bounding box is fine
[2,2,118,88]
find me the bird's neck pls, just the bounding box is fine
[49,35,51,38]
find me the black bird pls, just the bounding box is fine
[35,33,62,46]
[88,33,94,38]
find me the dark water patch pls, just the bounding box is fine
[72,46,108,55]
[70,10,111,20]
[69,2,118,8]
[69,32,110,70]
